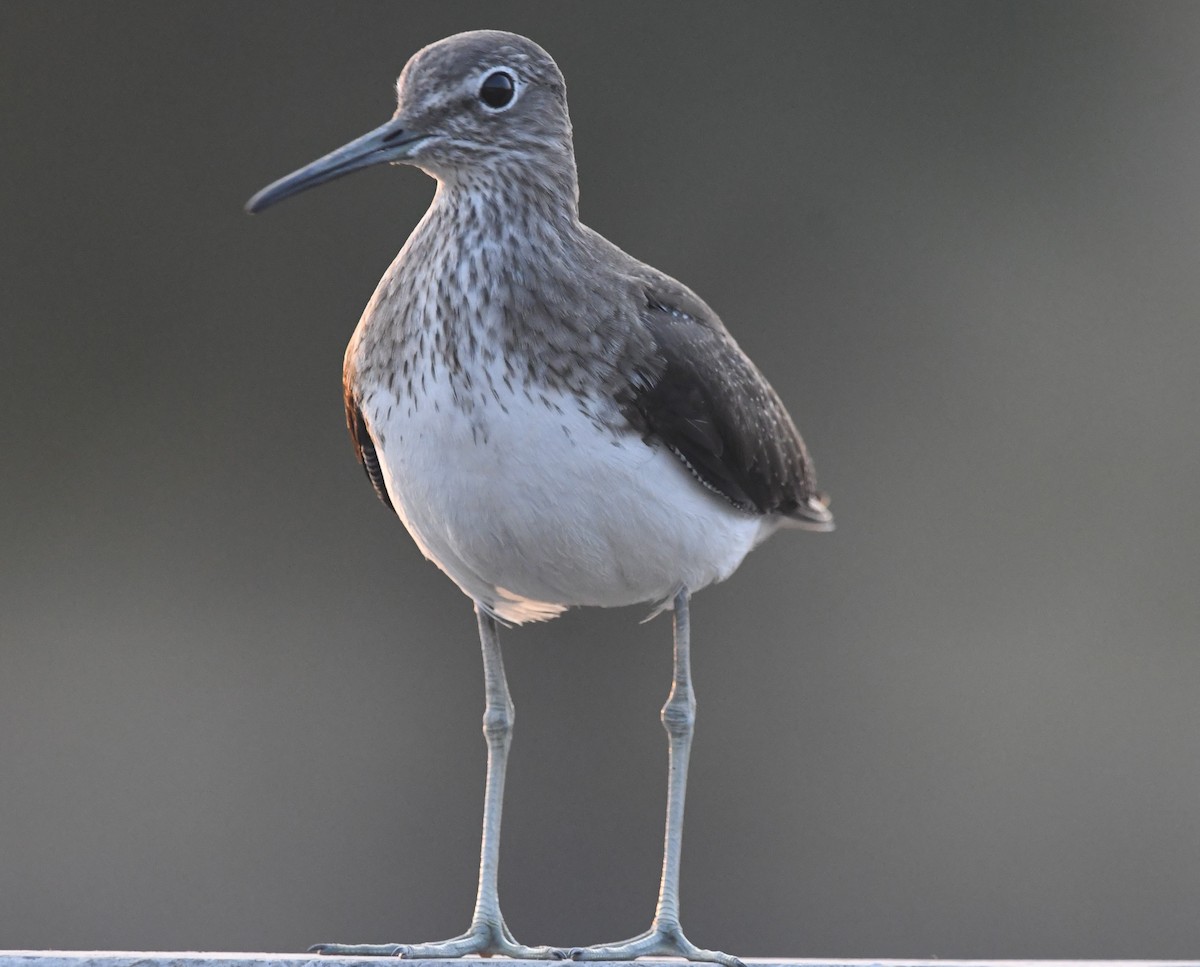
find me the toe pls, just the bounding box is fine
[308,943,404,956]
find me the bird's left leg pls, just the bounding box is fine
[563,589,743,967]
[311,606,558,958]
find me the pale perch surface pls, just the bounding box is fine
[2,955,1196,967]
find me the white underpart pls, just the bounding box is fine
[366,362,773,625]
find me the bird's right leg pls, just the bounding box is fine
[311,605,558,958]
[563,590,743,967]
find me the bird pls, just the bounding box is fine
[247,29,832,967]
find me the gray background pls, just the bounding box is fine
[3,0,1199,959]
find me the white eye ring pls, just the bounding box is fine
[477,69,519,111]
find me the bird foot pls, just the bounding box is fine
[311,920,561,959]
[561,921,743,966]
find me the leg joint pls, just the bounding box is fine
[482,700,514,739]
[660,691,696,737]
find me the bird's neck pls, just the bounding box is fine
[393,160,588,321]
[431,155,581,236]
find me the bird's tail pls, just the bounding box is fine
[784,493,835,532]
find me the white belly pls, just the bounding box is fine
[364,374,770,624]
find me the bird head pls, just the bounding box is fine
[246,30,576,213]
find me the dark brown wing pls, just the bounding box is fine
[621,292,831,527]
[344,390,394,512]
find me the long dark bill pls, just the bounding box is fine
[245,115,424,213]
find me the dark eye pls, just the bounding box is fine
[479,70,515,109]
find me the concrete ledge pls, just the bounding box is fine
[2,955,1198,967]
